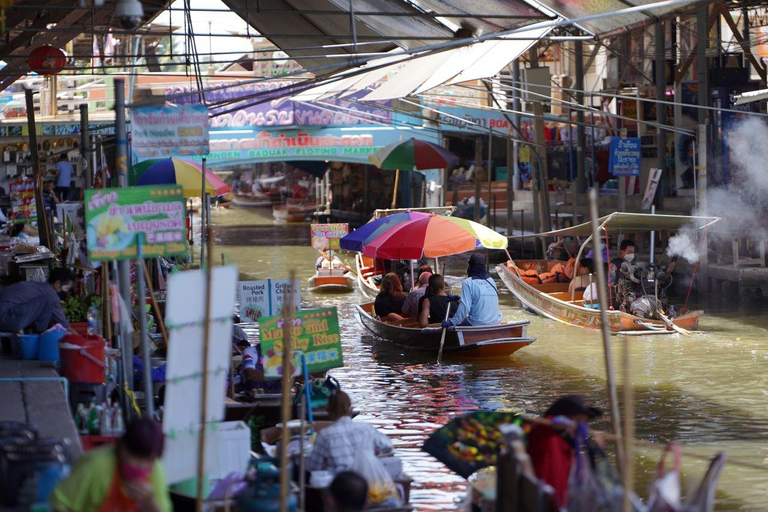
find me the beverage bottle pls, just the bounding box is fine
[75,403,88,435]
[112,406,125,435]
[87,401,101,435]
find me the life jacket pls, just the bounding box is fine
[564,258,576,280]
[550,263,569,283]
[518,268,541,285]
[539,271,558,284]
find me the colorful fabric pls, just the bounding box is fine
[306,417,392,473]
[527,422,573,508]
[129,158,230,198]
[49,445,171,512]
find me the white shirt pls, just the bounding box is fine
[583,283,598,302]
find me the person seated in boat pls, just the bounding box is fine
[374,273,407,321]
[235,338,282,394]
[307,390,393,473]
[527,395,602,509]
[324,471,368,512]
[402,269,432,317]
[586,240,610,262]
[418,274,459,327]
[610,239,636,281]
[316,251,348,273]
[568,258,594,294]
[546,237,570,262]
[442,253,501,328]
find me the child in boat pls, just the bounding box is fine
[374,273,407,321]
[418,274,458,327]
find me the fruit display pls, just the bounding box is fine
[422,411,519,479]
[62,294,102,323]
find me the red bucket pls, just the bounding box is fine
[59,335,106,384]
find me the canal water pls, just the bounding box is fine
[210,206,768,511]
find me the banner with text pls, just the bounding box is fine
[10,180,36,222]
[131,104,210,164]
[311,223,348,251]
[85,185,188,261]
[609,137,642,176]
[238,279,301,322]
[259,307,342,379]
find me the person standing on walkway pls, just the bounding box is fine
[54,154,74,201]
[0,267,72,333]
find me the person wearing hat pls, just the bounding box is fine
[442,253,501,328]
[527,395,602,508]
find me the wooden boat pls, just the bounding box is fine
[272,200,317,222]
[355,252,382,299]
[497,212,721,335]
[355,302,534,358]
[232,193,273,208]
[308,269,355,293]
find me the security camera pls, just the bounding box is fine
[116,0,144,30]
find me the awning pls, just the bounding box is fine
[513,212,721,238]
[733,88,768,106]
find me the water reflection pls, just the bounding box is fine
[210,206,768,511]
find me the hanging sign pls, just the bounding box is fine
[130,104,210,164]
[238,279,301,322]
[311,223,348,251]
[641,168,663,210]
[609,137,642,176]
[259,307,342,379]
[84,185,188,261]
[9,180,37,222]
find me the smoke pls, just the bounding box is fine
[667,226,699,263]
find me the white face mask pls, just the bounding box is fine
[625,253,635,263]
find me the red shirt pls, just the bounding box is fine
[527,422,573,507]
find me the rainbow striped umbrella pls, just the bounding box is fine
[362,215,507,260]
[129,158,230,197]
[368,138,460,170]
[339,211,430,252]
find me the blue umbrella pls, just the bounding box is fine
[339,211,429,252]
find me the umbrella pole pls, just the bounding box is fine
[391,169,400,209]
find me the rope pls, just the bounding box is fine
[682,226,708,315]
[123,382,142,417]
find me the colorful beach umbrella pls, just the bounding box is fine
[129,158,230,197]
[339,211,430,252]
[368,138,460,170]
[362,215,508,260]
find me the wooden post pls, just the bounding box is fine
[391,169,400,209]
[24,89,52,249]
[195,227,215,511]
[279,270,296,512]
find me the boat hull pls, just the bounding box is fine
[354,302,534,358]
[232,194,274,208]
[308,273,355,293]
[355,253,381,299]
[496,262,703,334]
[273,205,308,222]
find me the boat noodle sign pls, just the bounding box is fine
[259,307,342,379]
[609,137,642,176]
[311,223,349,251]
[130,104,210,164]
[238,279,301,323]
[84,185,188,261]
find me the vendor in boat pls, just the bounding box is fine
[568,258,594,294]
[610,239,636,278]
[307,390,393,473]
[418,274,458,327]
[443,254,501,328]
[235,338,282,393]
[0,267,73,333]
[402,269,432,317]
[316,251,348,273]
[374,273,407,321]
[527,395,602,509]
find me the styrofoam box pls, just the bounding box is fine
[210,421,252,480]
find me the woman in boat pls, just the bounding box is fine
[418,274,458,327]
[568,258,594,294]
[374,272,407,321]
[443,253,501,327]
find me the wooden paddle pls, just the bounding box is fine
[436,304,453,364]
[656,308,691,336]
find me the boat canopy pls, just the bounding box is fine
[513,212,721,238]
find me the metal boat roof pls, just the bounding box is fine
[513,212,721,238]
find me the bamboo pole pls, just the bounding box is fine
[391,169,400,209]
[622,337,634,512]
[588,187,625,469]
[195,227,215,512]
[279,270,296,512]
[141,260,168,347]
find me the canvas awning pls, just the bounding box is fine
[513,212,721,239]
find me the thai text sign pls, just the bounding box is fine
[131,104,210,163]
[609,137,641,176]
[238,279,301,323]
[210,131,376,159]
[311,223,348,251]
[84,185,188,261]
[259,307,342,379]
[10,180,36,222]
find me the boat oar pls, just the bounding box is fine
[436,303,452,364]
[655,308,691,336]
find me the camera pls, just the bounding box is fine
[116,0,144,30]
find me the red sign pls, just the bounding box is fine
[28,46,67,75]
[10,180,37,222]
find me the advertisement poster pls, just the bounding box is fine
[84,185,188,261]
[311,223,349,251]
[131,104,210,163]
[238,279,301,322]
[259,307,342,379]
[609,137,642,176]
[9,180,36,222]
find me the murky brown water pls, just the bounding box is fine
[209,205,768,511]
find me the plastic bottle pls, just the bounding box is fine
[100,404,113,436]
[112,406,125,435]
[74,403,88,435]
[87,401,101,435]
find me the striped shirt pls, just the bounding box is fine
[306,417,393,472]
[0,281,69,332]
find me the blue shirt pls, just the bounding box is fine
[586,248,610,261]
[55,160,74,188]
[450,278,501,326]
